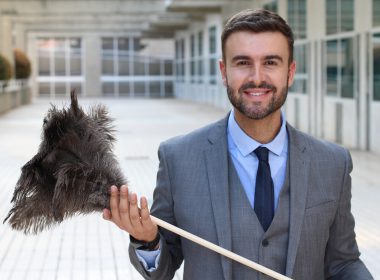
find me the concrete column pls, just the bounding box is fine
[83,34,101,97]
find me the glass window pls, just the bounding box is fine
[373,33,380,101]
[134,55,146,76]
[326,40,339,96]
[287,0,307,39]
[118,38,129,52]
[175,39,185,82]
[209,26,217,54]
[190,34,196,83]
[340,38,354,98]
[148,58,161,76]
[164,60,173,76]
[37,37,83,97]
[102,38,114,50]
[374,0,380,26]
[69,38,81,76]
[102,38,115,75]
[198,31,204,83]
[209,26,217,84]
[54,38,66,76]
[325,38,355,98]
[118,37,130,76]
[118,55,130,76]
[326,0,354,35]
[263,0,278,12]
[289,43,308,94]
[38,82,50,96]
[119,82,131,96]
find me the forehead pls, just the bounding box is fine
[224,31,290,60]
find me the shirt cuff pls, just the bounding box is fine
[135,245,161,272]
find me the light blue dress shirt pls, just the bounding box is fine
[227,110,288,210]
[136,110,289,270]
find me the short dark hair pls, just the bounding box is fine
[221,9,294,65]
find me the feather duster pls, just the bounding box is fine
[3,91,126,234]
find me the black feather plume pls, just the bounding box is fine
[3,91,126,234]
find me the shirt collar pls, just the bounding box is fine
[227,110,288,157]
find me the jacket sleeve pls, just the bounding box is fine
[324,149,373,280]
[129,142,184,280]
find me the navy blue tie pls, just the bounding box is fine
[254,147,274,231]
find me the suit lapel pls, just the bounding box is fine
[204,116,232,280]
[285,124,310,277]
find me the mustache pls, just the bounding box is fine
[239,82,276,92]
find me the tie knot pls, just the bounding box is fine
[254,147,269,162]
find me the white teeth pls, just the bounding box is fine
[248,92,266,96]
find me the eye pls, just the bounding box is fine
[265,60,277,66]
[43,117,48,125]
[236,60,250,66]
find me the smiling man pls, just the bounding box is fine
[104,9,373,280]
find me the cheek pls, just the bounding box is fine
[225,69,246,87]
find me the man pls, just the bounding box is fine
[103,9,373,280]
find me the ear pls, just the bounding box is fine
[287,60,296,87]
[219,59,227,86]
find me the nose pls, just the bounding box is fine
[248,64,264,85]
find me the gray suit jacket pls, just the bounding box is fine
[129,115,373,280]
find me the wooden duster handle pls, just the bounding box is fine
[150,215,293,280]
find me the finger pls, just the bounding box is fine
[109,185,121,224]
[118,185,132,229]
[140,196,152,224]
[103,208,111,220]
[129,192,143,230]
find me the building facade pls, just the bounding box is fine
[0,0,379,153]
[170,0,380,154]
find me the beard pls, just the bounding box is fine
[226,79,289,120]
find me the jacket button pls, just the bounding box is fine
[262,239,269,247]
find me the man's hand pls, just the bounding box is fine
[103,185,158,243]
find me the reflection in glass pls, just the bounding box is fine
[326,0,353,35]
[119,82,131,96]
[55,82,66,95]
[37,37,83,97]
[54,38,66,76]
[374,0,380,26]
[149,58,161,76]
[287,0,307,39]
[325,38,355,98]
[373,34,380,101]
[290,44,308,94]
[118,54,130,76]
[102,82,115,96]
[341,0,354,32]
[209,26,217,84]
[263,0,278,12]
[340,38,354,98]
[39,82,50,95]
[70,38,81,75]
[38,54,50,76]
[149,81,161,96]
[326,40,338,96]
[190,34,195,83]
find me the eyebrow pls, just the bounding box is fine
[265,55,283,62]
[231,54,284,63]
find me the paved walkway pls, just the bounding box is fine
[0,97,379,279]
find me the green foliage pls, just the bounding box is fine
[14,49,31,79]
[0,54,12,82]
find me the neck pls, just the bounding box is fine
[234,109,282,144]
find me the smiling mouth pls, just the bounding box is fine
[243,89,272,96]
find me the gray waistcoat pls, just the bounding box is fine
[229,157,290,280]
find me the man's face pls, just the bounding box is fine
[219,31,296,121]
